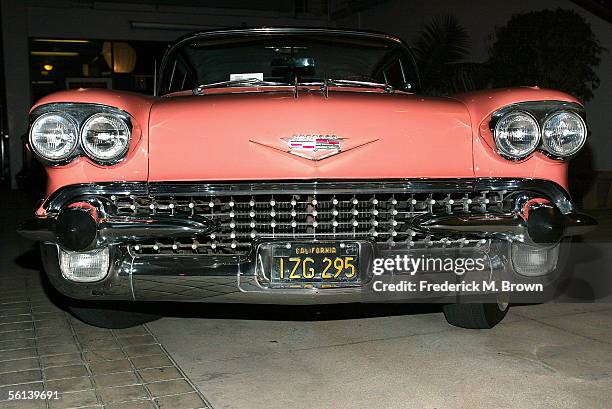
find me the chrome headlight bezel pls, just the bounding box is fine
[80,113,132,165]
[541,110,587,159]
[28,103,133,166]
[490,101,587,162]
[28,112,80,163]
[493,110,541,161]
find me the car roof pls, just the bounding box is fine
[169,27,406,47]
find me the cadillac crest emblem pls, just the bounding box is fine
[249,134,378,161]
[282,134,343,160]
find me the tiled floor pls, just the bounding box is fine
[0,191,211,409]
[0,272,211,409]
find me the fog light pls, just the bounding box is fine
[512,243,559,276]
[59,247,110,282]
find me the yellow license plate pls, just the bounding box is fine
[270,242,360,288]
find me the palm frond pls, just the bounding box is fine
[414,14,471,68]
[413,14,478,94]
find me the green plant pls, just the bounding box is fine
[413,14,486,95]
[488,9,605,102]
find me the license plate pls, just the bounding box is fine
[269,242,361,288]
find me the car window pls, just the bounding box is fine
[160,33,418,94]
[380,58,413,91]
[166,58,196,93]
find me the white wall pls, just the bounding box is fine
[336,0,612,171]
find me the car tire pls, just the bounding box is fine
[67,304,160,329]
[442,303,509,329]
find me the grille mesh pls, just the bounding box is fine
[107,189,510,255]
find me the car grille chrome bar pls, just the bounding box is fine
[39,179,575,256]
[107,189,509,255]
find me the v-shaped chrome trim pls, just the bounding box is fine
[249,138,378,161]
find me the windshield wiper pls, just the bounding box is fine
[318,78,394,95]
[193,77,394,96]
[193,78,287,95]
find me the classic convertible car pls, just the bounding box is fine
[19,28,596,329]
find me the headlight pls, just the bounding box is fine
[542,111,587,158]
[494,111,541,160]
[29,113,78,161]
[81,113,131,162]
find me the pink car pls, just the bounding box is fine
[19,28,596,329]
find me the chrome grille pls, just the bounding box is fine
[107,189,511,255]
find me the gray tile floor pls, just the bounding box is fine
[0,270,211,409]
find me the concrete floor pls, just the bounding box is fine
[150,303,612,409]
[2,189,612,408]
[144,209,612,409]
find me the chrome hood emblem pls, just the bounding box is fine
[250,134,377,161]
[283,134,343,160]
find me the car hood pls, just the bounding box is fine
[148,90,475,182]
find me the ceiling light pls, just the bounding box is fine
[32,39,90,43]
[30,51,79,57]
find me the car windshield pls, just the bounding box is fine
[159,30,419,95]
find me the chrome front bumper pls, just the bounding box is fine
[20,179,596,303]
[38,239,570,304]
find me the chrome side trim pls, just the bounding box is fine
[18,217,56,241]
[565,212,598,236]
[18,214,219,245]
[410,212,524,239]
[409,211,595,245]
[99,215,219,243]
